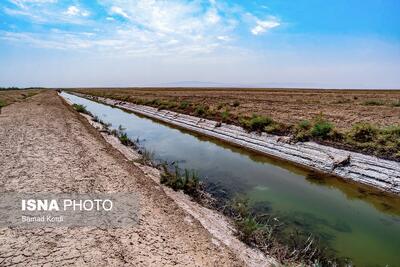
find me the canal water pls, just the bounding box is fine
[62,92,400,267]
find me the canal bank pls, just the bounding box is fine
[62,92,400,267]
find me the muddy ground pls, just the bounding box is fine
[73,88,400,131]
[0,91,243,266]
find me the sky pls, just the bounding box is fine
[0,0,399,89]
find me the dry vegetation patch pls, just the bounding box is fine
[0,89,43,112]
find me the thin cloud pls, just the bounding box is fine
[5,0,92,24]
[9,0,57,8]
[64,6,90,17]
[251,19,280,35]
[110,6,129,19]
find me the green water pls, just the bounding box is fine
[62,92,400,266]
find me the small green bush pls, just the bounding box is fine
[348,123,378,143]
[72,104,91,115]
[311,116,334,139]
[241,114,274,132]
[195,105,208,116]
[264,122,284,134]
[229,196,250,218]
[179,101,190,109]
[118,132,130,145]
[157,104,167,110]
[232,100,240,107]
[148,99,161,106]
[160,165,201,195]
[381,125,400,142]
[297,120,311,130]
[293,120,312,142]
[167,101,177,109]
[110,125,138,148]
[221,110,230,122]
[228,196,275,246]
[236,216,261,243]
[182,169,200,195]
[156,100,177,110]
[134,98,144,105]
[343,123,400,159]
[362,99,384,106]
[207,108,217,116]
[295,131,311,142]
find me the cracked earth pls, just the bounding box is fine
[0,91,243,266]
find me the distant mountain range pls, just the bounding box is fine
[141,81,398,90]
[148,81,338,89]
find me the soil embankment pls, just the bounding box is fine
[0,91,245,266]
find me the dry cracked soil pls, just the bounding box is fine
[0,91,243,266]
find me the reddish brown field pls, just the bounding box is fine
[72,88,400,131]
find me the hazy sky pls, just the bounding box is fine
[0,0,399,88]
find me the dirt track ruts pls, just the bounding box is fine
[0,91,243,266]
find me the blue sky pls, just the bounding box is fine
[0,0,399,88]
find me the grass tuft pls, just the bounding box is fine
[240,114,274,132]
[135,148,155,166]
[362,99,385,106]
[264,122,286,134]
[160,165,202,196]
[310,115,334,139]
[194,105,208,116]
[221,110,230,122]
[294,120,313,142]
[179,100,190,109]
[345,122,400,159]
[225,196,339,265]
[115,125,137,148]
[348,123,378,143]
[72,104,92,115]
[298,120,311,130]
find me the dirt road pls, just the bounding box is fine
[0,91,242,266]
